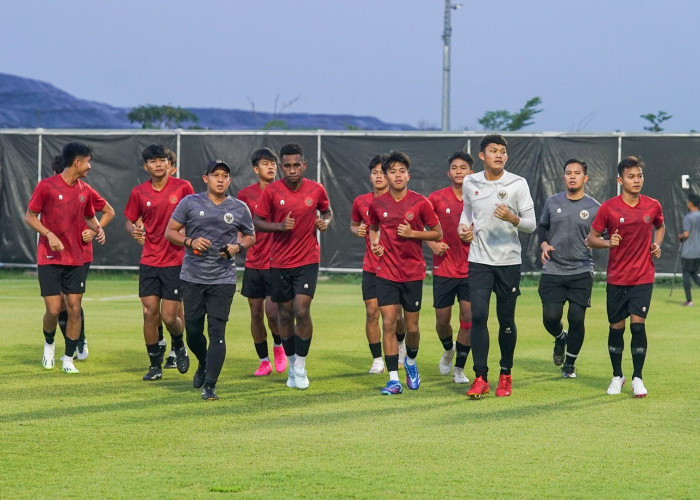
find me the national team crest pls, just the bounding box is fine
[224,213,234,224]
[497,190,508,201]
[170,195,178,204]
[643,215,650,223]
[79,195,85,203]
[580,210,589,220]
[305,197,313,207]
[405,211,415,221]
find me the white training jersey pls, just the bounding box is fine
[460,170,536,266]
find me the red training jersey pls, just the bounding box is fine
[255,178,330,269]
[238,182,274,270]
[428,187,470,278]
[591,194,664,285]
[27,174,96,266]
[351,192,381,273]
[369,189,440,282]
[81,185,107,263]
[124,176,195,267]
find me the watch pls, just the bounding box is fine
[237,243,245,254]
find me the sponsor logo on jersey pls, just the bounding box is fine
[146,201,152,207]
[446,208,451,214]
[474,190,479,196]
[619,217,625,223]
[305,197,313,207]
[580,210,589,220]
[405,211,415,221]
[557,208,562,213]
[280,199,285,205]
[224,213,234,224]
[383,211,388,218]
[497,190,508,201]
[58,194,63,200]
[199,211,205,217]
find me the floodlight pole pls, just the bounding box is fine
[442,0,462,131]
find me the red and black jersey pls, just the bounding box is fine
[27,175,96,266]
[124,176,195,267]
[369,190,439,282]
[428,186,469,278]
[238,183,273,270]
[351,192,381,273]
[592,194,664,285]
[255,178,330,269]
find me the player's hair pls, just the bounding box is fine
[688,193,700,208]
[448,151,474,167]
[480,134,507,152]
[251,147,279,167]
[279,143,304,160]
[382,151,411,173]
[166,148,177,165]
[564,158,588,175]
[617,155,645,177]
[368,154,389,172]
[51,142,93,174]
[142,144,170,163]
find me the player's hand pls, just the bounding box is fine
[356,222,367,237]
[47,232,64,252]
[371,240,384,257]
[282,211,295,231]
[541,242,555,264]
[132,224,146,245]
[610,229,622,248]
[431,241,449,256]
[94,227,106,245]
[494,203,515,223]
[315,216,329,232]
[220,243,235,259]
[397,219,413,238]
[191,237,211,254]
[82,228,96,242]
[650,242,662,258]
[458,223,474,243]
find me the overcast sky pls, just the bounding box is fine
[1,0,698,132]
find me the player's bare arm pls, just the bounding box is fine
[84,217,105,244]
[125,218,145,245]
[83,201,115,242]
[350,220,367,238]
[540,241,556,264]
[254,212,294,233]
[165,219,210,252]
[457,223,474,243]
[587,228,621,249]
[221,233,255,259]
[651,224,665,258]
[426,239,449,256]
[24,209,64,252]
[369,225,384,256]
[315,207,333,232]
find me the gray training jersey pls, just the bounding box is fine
[681,210,700,259]
[540,192,600,275]
[171,192,254,285]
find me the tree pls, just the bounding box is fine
[478,97,543,131]
[127,105,199,129]
[640,110,672,132]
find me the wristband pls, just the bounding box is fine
[185,237,192,248]
[44,230,51,237]
[237,243,245,254]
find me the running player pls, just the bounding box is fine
[125,144,194,381]
[678,193,700,306]
[538,158,600,378]
[587,155,664,397]
[238,147,286,376]
[427,151,474,384]
[369,151,442,395]
[166,159,255,400]
[253,143,333,390]
[458,134,536,399]
[25,142,106,374]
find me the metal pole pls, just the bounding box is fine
[441,0,452,131]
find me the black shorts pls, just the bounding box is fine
[468,262,521,298]
[376,277,423,313]
[606,283,653,323]
[362,271,378,301]
[538,272,593,308]
[38,264,90,296]
[682,258,700,274]
[241,267,272,299]
[270,263,319,303]
[139,264,183,301]
[433,276,470,309]
[182,281,236,321]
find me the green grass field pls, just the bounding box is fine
[0,272,698,498]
